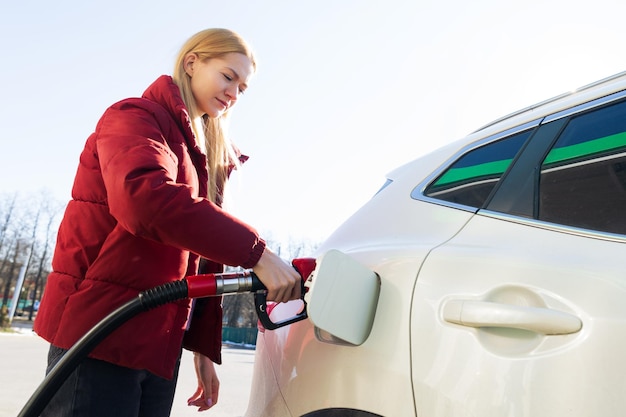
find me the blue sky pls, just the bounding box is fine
[1,0,625,243]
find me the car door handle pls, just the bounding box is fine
[442,300,582,335]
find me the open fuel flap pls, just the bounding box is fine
[305,249,381,346]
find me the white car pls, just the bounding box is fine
[245,71,626,417]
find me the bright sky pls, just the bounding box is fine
[1,0,625,243]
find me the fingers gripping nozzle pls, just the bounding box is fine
[254,258,316,330]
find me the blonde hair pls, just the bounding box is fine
[172,28,257,203]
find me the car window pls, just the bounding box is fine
[538,99,626,235]
[424,131,531,208]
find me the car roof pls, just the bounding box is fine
[472,70,626,138]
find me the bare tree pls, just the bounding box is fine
[1,238,27,307]
[0,191,62,315]
[0,194,35,308]
[0,192,17,252]
[24,195,61,319]
[222,293,255,327]
[0,193,18,281]
[27,208,57,320]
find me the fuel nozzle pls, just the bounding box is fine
[253,257,316,330]
[184,257,317,330]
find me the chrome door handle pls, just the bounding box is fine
[443,300,582,335]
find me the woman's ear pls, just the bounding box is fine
[184,53,198,77]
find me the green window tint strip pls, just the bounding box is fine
[544,131,626,166]
[433,159,513,187]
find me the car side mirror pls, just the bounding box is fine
[305,249,381,346]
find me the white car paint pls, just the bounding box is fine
[245,71,626,417]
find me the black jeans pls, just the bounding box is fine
[41,344,181,417]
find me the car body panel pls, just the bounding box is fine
[411,213,626,416]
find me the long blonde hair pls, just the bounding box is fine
[172,28,256,203]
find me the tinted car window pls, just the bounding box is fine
[538,99,626,235]
[424,131,530,208]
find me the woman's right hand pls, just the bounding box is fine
[252,248,301,303]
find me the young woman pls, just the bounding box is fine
[33,28,300,416]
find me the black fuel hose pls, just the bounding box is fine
[18,280,189,417]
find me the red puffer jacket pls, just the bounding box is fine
[34,75,265,379]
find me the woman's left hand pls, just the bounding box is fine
[187,352,220,411]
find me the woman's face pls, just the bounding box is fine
[185,52,254,118]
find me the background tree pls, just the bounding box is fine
[26,194,61,319]
[0,191,61,319]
